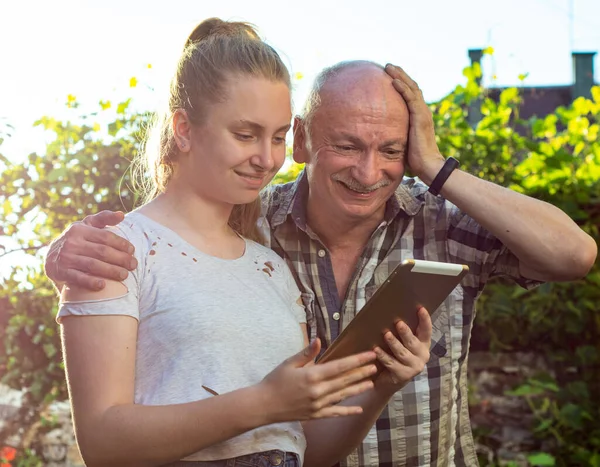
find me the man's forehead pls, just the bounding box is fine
[318,64,407,113]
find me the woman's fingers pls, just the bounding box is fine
[313,350,376,381]
[315,378,375,411]
[314,404,365,418]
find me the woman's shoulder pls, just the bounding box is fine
[246,239,284,263]
[105,212,157,259]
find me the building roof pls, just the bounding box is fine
[485,85,586,119]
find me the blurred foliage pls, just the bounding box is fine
[1,57,599,465]
[0,96,147,462]
[429,57,600,466]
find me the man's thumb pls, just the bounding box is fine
[289,338,321,367]
[84,210,125,228]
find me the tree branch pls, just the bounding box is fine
[0,244,48,259]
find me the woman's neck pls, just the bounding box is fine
[140,183,234,241]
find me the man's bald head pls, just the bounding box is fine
[301,61,408,142]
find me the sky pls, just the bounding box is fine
[1,0,599,274]
[1,0,600,160]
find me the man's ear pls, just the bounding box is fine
[172,109,193,153]
[292,116,310,164]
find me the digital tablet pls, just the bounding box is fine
[317,259,469,366]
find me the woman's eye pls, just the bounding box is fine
[273,136,286,145]
[235,133,254,141]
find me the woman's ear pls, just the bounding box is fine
[173,109,192,152]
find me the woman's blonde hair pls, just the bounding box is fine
[135,18,291,243]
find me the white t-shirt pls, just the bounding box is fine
[58,211,307,462]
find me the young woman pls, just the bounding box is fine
[58,18,430,467]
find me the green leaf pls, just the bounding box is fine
[500,87,519,106]
[117,98,132,115]
[506,384,545,396]
[527,452,556,466]
[591,86,600,104]
[47,167,67,182]
[534,418,553,433]
[559,403,585,430]
[0,152,11,166]
[575,345,598,365]
[531,379,559,392]
[2,198,12,216]
[43,343,57,359]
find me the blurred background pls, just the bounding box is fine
[1,0,599,465]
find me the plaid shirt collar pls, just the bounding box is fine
[269,169,428,231]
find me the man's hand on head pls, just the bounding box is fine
[44,210,137,291]
[385,64,445,185]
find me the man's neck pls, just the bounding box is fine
[306,198,386,253]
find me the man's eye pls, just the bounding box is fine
[334,145,355,151]
[384,150,402,158]
[273,136,286,145]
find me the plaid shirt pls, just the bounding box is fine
[261,170,538,467]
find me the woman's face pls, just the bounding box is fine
[175,76,292,206]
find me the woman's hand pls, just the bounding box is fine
[259,339,377,422]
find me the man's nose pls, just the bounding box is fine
[352,150,381,186]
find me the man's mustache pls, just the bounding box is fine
[331,174,392,193]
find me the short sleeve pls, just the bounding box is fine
[56,225,144,323]
[280,259,307,325]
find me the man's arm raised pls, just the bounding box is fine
[385,64,597,282]
[45,210,137,291]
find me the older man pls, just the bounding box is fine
[46,62,597,466]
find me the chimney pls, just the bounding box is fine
[467,49,484,126]
[468,49,484,86]
[572,52,596,99]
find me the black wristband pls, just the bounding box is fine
[428,157,459,196]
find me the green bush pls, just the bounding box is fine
[430,60,600,466]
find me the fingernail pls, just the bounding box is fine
[120,270,128,280]
[128,245,135,254]
[129,259,137,269]
[96,280,105,290]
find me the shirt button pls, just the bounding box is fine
[270,453,283,466]
[333,312,341,321]
[318,249,326,257]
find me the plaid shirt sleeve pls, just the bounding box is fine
[446,204,543,291]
